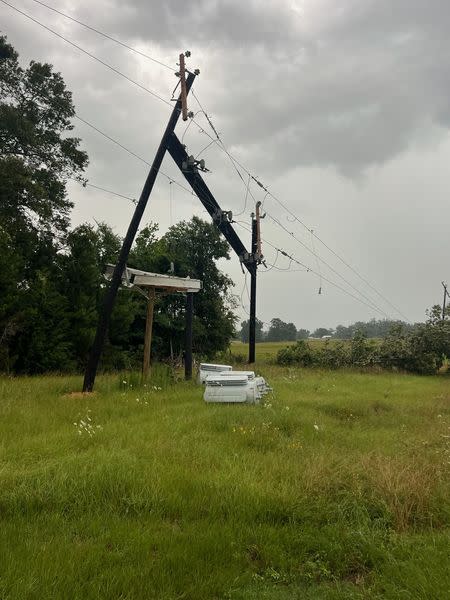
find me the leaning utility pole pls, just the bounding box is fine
[83,54,196,392]
[165,134,258,362]
[442,281,449,320]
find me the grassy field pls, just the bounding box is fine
[0,367,449,599]
[229,340,345,363]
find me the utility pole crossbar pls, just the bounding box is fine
[166,134,253,273]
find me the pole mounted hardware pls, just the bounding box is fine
[213,209,233,224]
[182,154,209,173]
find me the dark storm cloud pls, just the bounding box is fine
[62,0,450,174]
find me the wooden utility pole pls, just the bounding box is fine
[248,201,264,364]
[142,289,156,380]
[248,216,257,364]
[442,281,449,320]
[179,52,189,121]
[82,62,196,392]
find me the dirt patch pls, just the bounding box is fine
[63,391,97,399]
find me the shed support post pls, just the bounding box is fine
[143,289,155,380]
[185,292,194,380]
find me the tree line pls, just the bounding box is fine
[239,317,419,343]
[0,36,236,374]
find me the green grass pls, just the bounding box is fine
[0,368,449,599]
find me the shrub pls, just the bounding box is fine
[277,340,315,367]
[276,312,450,375]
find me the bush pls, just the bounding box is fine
[277,313,450,375]
[316,340,351,369]
[277,340,315,367]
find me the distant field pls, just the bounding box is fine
[230,340,296,361]
[230,340,339,362]
[0,368,449,599]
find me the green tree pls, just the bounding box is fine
[312,327,333,338]
[296,328,310,340]
[266,318,297,342]
[129,217,237,360]
[60,222,137,370]
[239,319,264,343]
[0,36,88,372]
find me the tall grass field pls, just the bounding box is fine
[0,364,449,599]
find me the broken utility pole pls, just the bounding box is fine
[165,134,261,364]
[82,54,196,392]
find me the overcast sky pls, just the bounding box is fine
[2,0,449,331]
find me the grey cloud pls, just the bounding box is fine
[2,0,450,326]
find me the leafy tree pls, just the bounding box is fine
[0,35,88,247]
[0,36,87,371]
[129,217,237,360]
[296,328,310,340]
[266,318,297,342]
[312,327,333,338]
[61,222,137,370]
[239,319,264,343]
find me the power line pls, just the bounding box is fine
[233,222,391,317]
[188,94,410,322]
[264,209,390,317]
[28,0,176,72]
[73,180,136,204]
[74,115,195,198]
[0,0,174,108]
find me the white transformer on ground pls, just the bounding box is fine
[197,363,233,384]
[201,365,271,404]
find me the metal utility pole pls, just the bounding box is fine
[442,281,449,320]
[82,59,196,392]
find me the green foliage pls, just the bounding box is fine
[129,217,237,361]
[266,317,297,342]
[334,318,416,339]
[239,318,264,343]
[0,36,87,372]
[296,328,310,340]
[277,315,450,374]
[312,327,333,338]
[277,340,315,367]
